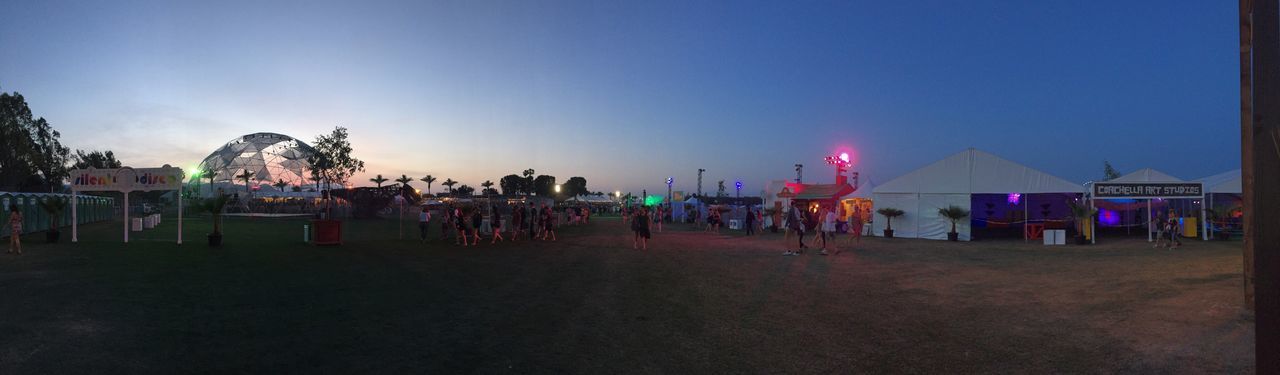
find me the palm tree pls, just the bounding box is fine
[481,180,494,197]
[420,175,437,195]
[370,174,388,188]
[395,174,413,188]
[877,207,905,238]
[236,170,255,195]
[937,205,970,241]
[273,179,288,192]
[442,178,457,194]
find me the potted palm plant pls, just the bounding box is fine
[937,205,970,241]
[200,194,231,246]
[877,207,904,238]
[1067,200,1096,245]
[37,197,68,243]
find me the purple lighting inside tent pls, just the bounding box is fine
[1099,209,1120,226]
[1007,193,1021,204]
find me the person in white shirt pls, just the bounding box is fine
[819,207,837,255]
[418,206,432,242]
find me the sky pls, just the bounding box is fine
[0,0,1239,195]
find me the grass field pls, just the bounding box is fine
[0,215,1255,373]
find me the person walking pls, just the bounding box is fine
[744,208,756,236]
[471,209,483,245]
[654,205,664,233]
[439,205,452,241]
[511,204,524,241]
[819,207,837,255]
[635,206,650,250]
[490,206,504,244]
[784,202,807,255]
[843,207,864,253]
[8,204,22,255]
[418,206,432,242]
[541,204,557,241]
[457,207,471,246]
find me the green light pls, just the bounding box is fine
[644,195,664,206]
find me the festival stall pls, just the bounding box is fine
[1087,168,1206,243]
[871,148,1084,241]
[1198,170,1242,239]
[839,176,876,234]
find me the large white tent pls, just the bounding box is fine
[1088,168,1208,242]
[1200,169,1242,194]
[872,148,1083,241]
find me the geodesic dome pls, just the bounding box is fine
[195,132,316,186]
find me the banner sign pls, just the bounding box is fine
[70,166,185,192]
[1092,182,1203,198]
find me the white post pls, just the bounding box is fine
[1024,194,1029,242]
[1147,199,1153,242]
[1090,196,1096,245]
[177,189,183,245]
[1201,194,1208,241]
[71,190,78,243]
[123,191,129,243]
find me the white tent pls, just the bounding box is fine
[1199,169,1242,194]
[840,176,877,199]
[872,148,1083,241]
[1110,168,1184,183]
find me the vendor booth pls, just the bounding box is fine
[1198,169,1242,239]
[1088,168,1207,243]
[839,177,876,235]
[871,148,1084,241]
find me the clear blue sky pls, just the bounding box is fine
[0,0,1238,195]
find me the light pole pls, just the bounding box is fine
[697,169,705,197]
[735,180,742,198]
[794,164,803,183]
[666,177,674,203]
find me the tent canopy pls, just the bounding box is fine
[1198,169,1241,194]
[1109,168,1184,182]
[791,183,855,200]
[841,176,876,199]
[873,148,1083,194]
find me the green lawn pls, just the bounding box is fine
[0,215,1255,373]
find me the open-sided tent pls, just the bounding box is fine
[872,148,1083,241]
[1198,169,1242,237]
[1088,168,1207,242]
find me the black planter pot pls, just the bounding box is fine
[1074,235,1089,245]
[883,229,894,238]
[46,230,60,243]
[946,232,959,241]
[207,233,223,246]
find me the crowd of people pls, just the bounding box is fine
[417,203,600,246]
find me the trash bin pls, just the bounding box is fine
[131,217,143,232]
[303,224,311,242]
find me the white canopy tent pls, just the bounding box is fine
[1088,168,1207,243]
[872,148,1083,241]
[1200,169,1242,194]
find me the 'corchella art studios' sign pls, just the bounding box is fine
[70,166,185,192]
[1092,182,1203,199]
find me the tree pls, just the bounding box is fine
[564,176,588,197]
[1103,161,1121,180]
[877,208,905,232]
[500,174,523,195]
[937,205,971,236]
[236,170,255,194]
[30,117,70,192]
[453,184,475,197]
[522,169,536,195]
[395,174,413,188]
[717,180,726,197]
[0,89,70,192]
[533,175,556,196]
[481,180,494,196]
[442,178,457,193]
[72,150,123,170]
[273,179,288,192]
[420,175,437,195]
[482,187,499,195]
[308,126,366,193]
[370,174,388,188]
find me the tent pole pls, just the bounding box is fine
[1024,194,1029,242]
[1147,199,1153,242]
[1202,194,1208,241]
[71,190,78,243]
[177,190,183,245]
[1090,196,1096,244]
[123,192,129,244]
